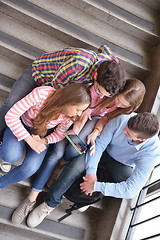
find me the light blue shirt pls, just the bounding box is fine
[86,113,160,198]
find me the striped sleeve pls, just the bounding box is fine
[5,88,43,141]
[46,118,73,144]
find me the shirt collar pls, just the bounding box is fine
[127,138,148,150]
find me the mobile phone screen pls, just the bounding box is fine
[64,133,88,154]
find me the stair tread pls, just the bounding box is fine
[0,206,84,240]
[0,0,156,68]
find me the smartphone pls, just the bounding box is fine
[64,133,88,154]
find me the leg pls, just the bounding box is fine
[32,139,68,191]
[45,154,85,207]
[98,151,133,183]
[64,117,99,161]
[0,127,24,163]
[12,141,66,225]
[27,154,86,228]
[0,66,37,134]
[0,143,48,189]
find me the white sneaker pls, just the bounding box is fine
[78,205,90,212]
[0,161,12,173]
[27,202,54,228]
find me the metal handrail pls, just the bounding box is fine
[125,164,160,240]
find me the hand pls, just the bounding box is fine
[72,109,92,135]
[87,130,99,156]
[80,109,92,121]
[25,135,47,154]
[80,174,97,196]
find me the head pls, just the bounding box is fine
[32,83,91,136]
[94,60,126,96]
[123,112,159,142]
[94,78,146,121]
[115,78,146,112]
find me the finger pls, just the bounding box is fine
[89,144,94,150]
[88,112,92,120]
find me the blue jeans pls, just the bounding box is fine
[0,66,37,134]
[0,127,48,189]
[44,151,133,208]
[45,154,86,208]
[32,139,68,191]
[32,117,99,191]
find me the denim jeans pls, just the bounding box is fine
[0,66,37,134]
[32,139,68,191]
[32,117,99,191]
[0,126,48,189]
[44,151,133,208]
[45,154,86,208]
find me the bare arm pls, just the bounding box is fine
[25,135,47,154]
[87,115,108,155]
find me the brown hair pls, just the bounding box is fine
[32,83,91,136]
[97,60,126,95]
[128,112,159,139]
[92,78,146,121]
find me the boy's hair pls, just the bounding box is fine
[128,112,159,139]
[96,60,126,95]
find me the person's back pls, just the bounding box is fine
[82,112,160,199]
[0,45,126,136]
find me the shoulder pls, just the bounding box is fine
[97,45,119,62]
[32,86,55,97]
[108,112,137,128]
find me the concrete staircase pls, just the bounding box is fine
[0,0,160,239]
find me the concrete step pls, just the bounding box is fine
[0,12,71,54]
[110,0,160,22]
[138,0,160,13]
[0,54,28,80]
[0,73,15,93]
[0,178,104,240]
[0,219,60,240]
[0,0,153,73]
[23,0,149,63]
[63,0,159,40]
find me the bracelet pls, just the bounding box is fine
[94,127,101,136]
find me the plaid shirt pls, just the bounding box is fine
[32,45,118,88]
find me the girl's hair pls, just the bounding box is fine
[93,78,146,121]
[32,83,91,137]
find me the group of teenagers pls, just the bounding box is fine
[0,45,159,228]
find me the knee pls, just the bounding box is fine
[47,148,64,162]
[21,163,38,177]
[1,151,22,163]
[67,155,85,174]
[64,144,79,161]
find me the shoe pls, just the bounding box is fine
[78,205,90,212]
[0,160,12,173]
[27,202,54,228]
[12,198,36,225]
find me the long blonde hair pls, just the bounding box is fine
[32,83,91,136]
[92,78,146,120]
